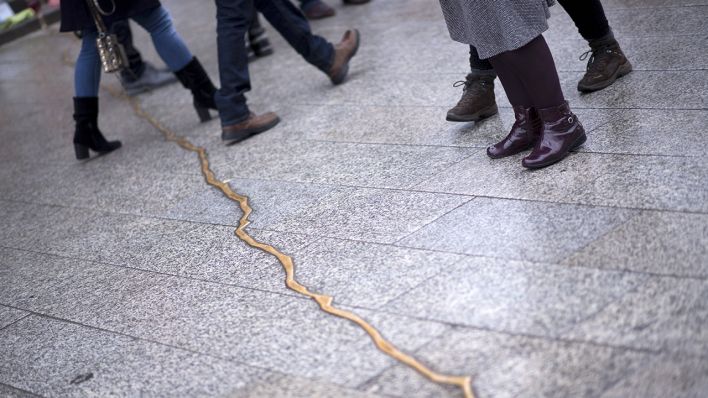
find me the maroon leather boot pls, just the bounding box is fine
[487,105,542,159]
[522,101,586,169]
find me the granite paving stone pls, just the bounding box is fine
[211,139,475,189]
[598,354,708,398]
[580,109,708,157]
[415,150,708,213]
[0,305,28,330]
[563,277,708,355]
[397,197,636,263]
[362,327,655,398]
[0,315,265,397]
[0,248,446,388]
[264,185,473,244]
[0,384,39,398]
[386,256,648,337]
[562,211,708,278]
[274,238,465,309]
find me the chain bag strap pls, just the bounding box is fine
[84,0,127,73]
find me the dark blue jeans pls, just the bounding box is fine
[214,0,335,125]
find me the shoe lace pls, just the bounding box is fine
[579,47,620,74]
[452,80,470,91]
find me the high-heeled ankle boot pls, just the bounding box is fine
[174,57,218,123]
[522,101,586,169]
[487,105,542,159]
[72,97,122,160]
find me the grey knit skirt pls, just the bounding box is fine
[439,0,555,59]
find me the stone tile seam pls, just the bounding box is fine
[552,210,644,265]
[384,240,708,282]
[0,382,44,398]
[0,196,322,237]
[390,196,477,246]
[351,305,706,360]
[0,244,318,307]
[552,271,654,337]
[0,312,31,332]
[0,305,308,386]
[288,135,705,159]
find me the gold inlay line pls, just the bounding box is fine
[101,78,474,397]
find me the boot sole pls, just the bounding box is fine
[577,61,633,93]
[222,117,281,145]
[522,134,587,169]
[446,104,499,122]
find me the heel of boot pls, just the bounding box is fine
[74,143,89,160]
[195,104,211,123]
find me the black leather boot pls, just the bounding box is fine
[174,57,218,122]
[522,101,586,169]
[72,97,122,160]
[487,105,542,159]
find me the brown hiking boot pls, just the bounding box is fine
[446,73,498,122]
[328,29,360,85]
[221,112,280,144]
[302,0,336,19]
[577,41,632,92]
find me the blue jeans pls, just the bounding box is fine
[214,0,334,125]
[74,6,193,97]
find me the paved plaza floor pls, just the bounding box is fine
[1,0,707,397]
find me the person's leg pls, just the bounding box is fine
[557,0,610,42]
[130,6,192,72]
[112,20,145,80]
[254,0,334,72]
[248,9,273,58]
[213,0,252,125]
[557,0,632,92]
[112,19,178,96]
[132,6,217,121]
[489,36,564,109]
[489,36,586,168]
[213,0,280,141]
[484,44,541,159]
[74,30,102,98]
[446,45,498,122]
[72,31,121,160]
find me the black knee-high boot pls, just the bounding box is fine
[72,97,122,160]
[174,57,218,123]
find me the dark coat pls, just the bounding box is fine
[60,0,160,32]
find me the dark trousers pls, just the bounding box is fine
[112,20,146,81]
[469,0,612,71]
[214,0,334,125]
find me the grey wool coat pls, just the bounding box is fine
[439,0,555,59]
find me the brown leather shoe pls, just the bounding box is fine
[577,41,632,92]
[447,73,498,122]
[302,0,336,20]
[522,102,586,169]
[328,29,360,85]
[487,106,542,159]
[221,112,280,144]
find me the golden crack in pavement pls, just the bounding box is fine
[63,50,475,396]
